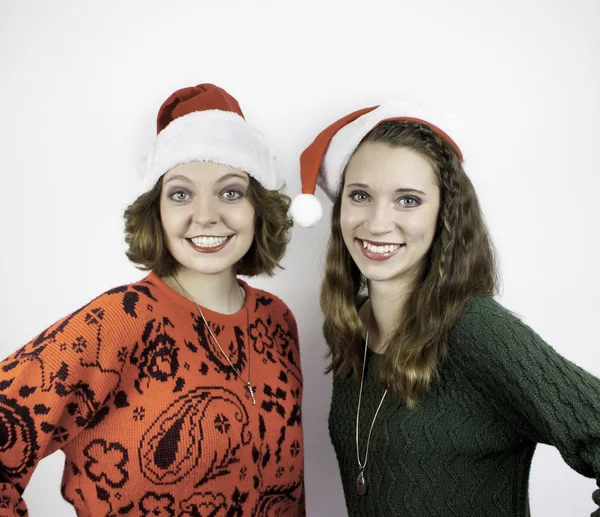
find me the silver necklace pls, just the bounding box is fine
[173,274,256,405]
[355,325,388,496]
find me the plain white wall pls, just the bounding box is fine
[1,0,598,515]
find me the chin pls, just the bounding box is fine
[353,257,419,285]
[172,253,243,277]
[185,264,237,276]
[361,270,406,283]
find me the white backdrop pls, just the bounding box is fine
[1,0,599,515]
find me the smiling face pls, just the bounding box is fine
[159,161,255,277]
[340,142,440,288]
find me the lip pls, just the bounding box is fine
[356,238,405,261]
[187,235,233,254]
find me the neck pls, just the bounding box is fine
[364,276,415,353]
[165,266,244,314]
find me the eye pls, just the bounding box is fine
[398,195,421,208]
[169,190,191,202]
[349,190,370,203]
[221,188,243,201]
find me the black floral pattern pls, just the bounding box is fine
[139,492,175,517]
[71,336,88,354]
[214,413,231,434]
[250,321,275,362]
[180,491,226,516]
[83,439,129,488]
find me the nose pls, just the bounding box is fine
[364,201,395,235]
[192,196,219,227]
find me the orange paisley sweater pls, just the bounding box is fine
[0,273,304,516]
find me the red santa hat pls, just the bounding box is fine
[290,101,465,227]
[140,83,277,191]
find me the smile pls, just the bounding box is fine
[357,239,405,261]
[187,235,233,253]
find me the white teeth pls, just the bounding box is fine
[361,240,401,254]
[191,236,229,248]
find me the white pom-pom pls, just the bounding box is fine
[290,194,323,228]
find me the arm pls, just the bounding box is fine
[0,291,135,515]
[450,298,600,515]
[281,307,306,516]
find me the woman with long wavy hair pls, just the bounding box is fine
[290,103,600,516]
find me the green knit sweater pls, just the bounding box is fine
[329,297,600,516]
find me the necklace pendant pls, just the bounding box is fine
[356,468,367,496]
[247,384,256,405]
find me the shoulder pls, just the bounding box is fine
[246,283,298,332]
[449,296,545,361]
[452,296,529,338]
[2,274,164,373]
[97,274,165,318]
[40,274,166,346]
[247,284,294,316]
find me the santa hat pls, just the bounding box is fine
[140,83,277,191]
[290,101,465,228]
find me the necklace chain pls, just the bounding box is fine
[355,322,388,495]
[172,274,255,405]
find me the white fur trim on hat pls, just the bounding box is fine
[290,194,323,228]
[320,101,465,200]
[140,110,277,191]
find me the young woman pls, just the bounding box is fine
[290,103,600,516]
[0,84,305,516]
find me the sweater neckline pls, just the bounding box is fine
[144,272,256,327]
[361,337,385,359]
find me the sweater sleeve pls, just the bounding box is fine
[283,307,306,515]
[0,289,138,515]
[450,297,600,516]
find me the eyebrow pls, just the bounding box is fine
[164,174,192,185]
[217,172,249,184]
[164,172,249,185]
[345,182,427,195]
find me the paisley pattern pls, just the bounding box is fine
[139,387,250,485]
[0,396,38,480]
[0,274,304,515]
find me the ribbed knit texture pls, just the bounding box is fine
[329,297,600,516]
[0,273,304,516]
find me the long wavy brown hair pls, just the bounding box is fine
[321,120,498,406]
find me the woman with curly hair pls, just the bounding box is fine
[290,103,599,516]
[0,84,304,515]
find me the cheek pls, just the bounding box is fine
[339,202,362,237]
[159,200,175,235]
[159,202,186,237]
[404,208,439,242]
[225,202,255,235]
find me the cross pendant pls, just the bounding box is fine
[247,383,256,405]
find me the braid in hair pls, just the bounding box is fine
[436,141,459,287]
[322,119,497,404]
